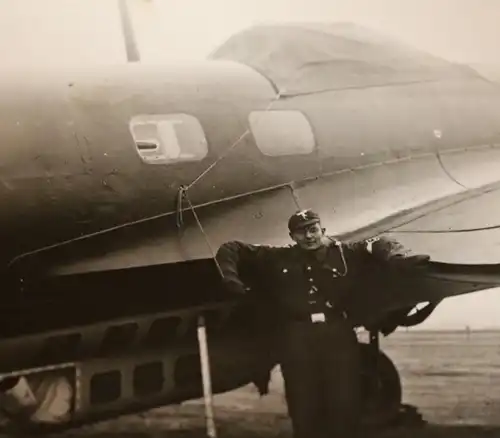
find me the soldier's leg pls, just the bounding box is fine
[279,323,323,438]
[322,323,362,438]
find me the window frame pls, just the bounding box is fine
[248,109,316,157]
[129,113,208,165]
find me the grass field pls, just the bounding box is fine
[63,330,500,437]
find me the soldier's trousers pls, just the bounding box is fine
[277,319,362,438]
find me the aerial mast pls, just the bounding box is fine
[118,0,140,62]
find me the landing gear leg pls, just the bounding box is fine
[361,329,401,428]
[360,329,426,431]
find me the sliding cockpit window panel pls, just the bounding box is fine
[248,110,316,157]
[129,114,208,165]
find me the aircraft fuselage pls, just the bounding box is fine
[2,60,500,275]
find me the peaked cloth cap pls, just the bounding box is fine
[288,209,321,232]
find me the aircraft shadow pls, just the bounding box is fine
[57,424,500,438]
[378,424,500,438]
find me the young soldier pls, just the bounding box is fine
[216,209,430,438]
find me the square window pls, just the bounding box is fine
[90,371,121,404]
[249,110,315,156]
[133,362,164,396]
[130,114,208,164]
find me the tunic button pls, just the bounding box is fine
[306,266,311,271]
[309,278,313,282]
[282,268,288,273]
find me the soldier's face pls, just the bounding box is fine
[290,222,326,250]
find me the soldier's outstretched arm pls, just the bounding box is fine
[348,236,431,268]
[215,241,272,295]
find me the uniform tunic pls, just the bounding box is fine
[216,236,412,324]
[216,235,426,438]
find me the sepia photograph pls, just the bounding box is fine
[1,0,500,437]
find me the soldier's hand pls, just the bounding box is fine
[373,237,431,268]
[404,254,431,263]
[389,253,431,273]
[222,278,248,296]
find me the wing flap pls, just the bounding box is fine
[425,261,500,289]
[347,260,500,327]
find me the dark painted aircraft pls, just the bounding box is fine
[1,7,500,433]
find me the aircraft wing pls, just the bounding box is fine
[16,146,500,276]
[343,259,500,330]
[14,172,500,333]
[9,161,500,336]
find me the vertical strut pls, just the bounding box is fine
[197,314,217,438]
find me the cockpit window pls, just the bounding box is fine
[129,114,208,164]
[249,110,315,156]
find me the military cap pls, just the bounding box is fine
[288,209,321,232]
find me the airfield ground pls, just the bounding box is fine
[61,330,500,438]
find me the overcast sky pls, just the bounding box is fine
[2,0,500,330]
[2,0,500,67]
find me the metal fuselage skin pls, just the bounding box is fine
[2,60,500,278]
[2,58,500,432]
